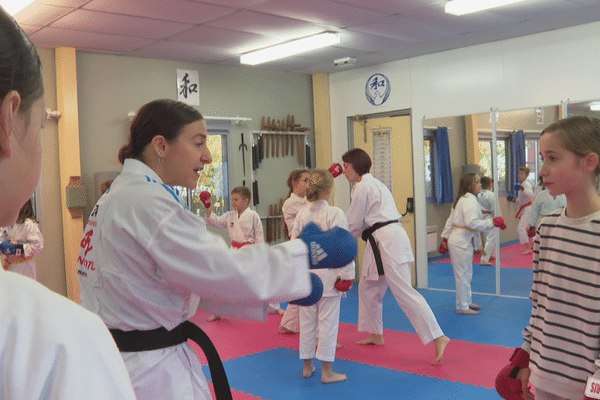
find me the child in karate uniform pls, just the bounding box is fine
[441,173,506,314]
[1,199,43,279]
[279,169,310,334]
[206,186,283,319]
[291,169,354,384]
[509,166,535,254]
[477,177,501,266]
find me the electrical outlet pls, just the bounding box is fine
[406,197,414,213]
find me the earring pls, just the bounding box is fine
[157,152,165,162]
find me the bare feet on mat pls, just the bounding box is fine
[322,371,347,384]
[480,260,494,266]
[279,326,297,334]
[207,315,221,322]
[456,309,479,315]
[521,249,533,255]
[469,303,482,310]
[276,308,285,315]
[357,334,384,346]
[336,342,344,349]
[432,335,451,365]
[303,363,316,378]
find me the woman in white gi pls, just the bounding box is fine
[527,184,566,232]
[441,173,506,315]
[1,199,43,279]
[0,7,136,399]
[291,169,354,384]
[76,99,354,400]
[342,148,450,365]
[279,168,310,333]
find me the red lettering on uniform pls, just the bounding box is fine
[593,382,600,394]
[78,255,95,271]
[80,229,94,257]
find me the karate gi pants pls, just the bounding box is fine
[280,304,300,333]
[481,227,499,263]
[358,261,443,345]
[299,296,341,362]
[122,342,211,400]
[448,243,474,312]
[517,206,532,244]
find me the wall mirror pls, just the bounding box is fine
[423,104,562,298]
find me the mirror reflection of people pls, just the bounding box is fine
[0,6,136,398]
[441,173,506,315]
[342,148,450,365]
[477,177,501,266]
[510,166,535,255]
[76,99,355,399]
[1,199,43,279]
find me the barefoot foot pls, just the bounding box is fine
[279,326,298,334]
[469,303,482,310]
[432,335,451,365]
[207,315,221,322]
[336,342,344,349]
[322,371,347,384]
[456,309,479,315]
[357,334,384,346]
[303,364,316,378]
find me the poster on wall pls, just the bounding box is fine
[365,73,391,108]
[177,69,199,106]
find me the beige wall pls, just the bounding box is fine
[35,51,315,297]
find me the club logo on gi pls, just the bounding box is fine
[365,73,391,106]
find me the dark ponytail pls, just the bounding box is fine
[118,99,203,164]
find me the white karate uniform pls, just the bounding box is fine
[441,193,494,311]
[0,219,43,279]
[515,180,534,244]
[346,174,443,345]
[206,208,263,246]
[528,189,566,227]
[0,269,136,399]
[279,193,308,333]
[77,159,312,400]
[477,189,500,263]
[291,200,355,362]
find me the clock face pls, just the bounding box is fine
[365,73,391,106]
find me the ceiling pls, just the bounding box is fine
[12,0,600,75]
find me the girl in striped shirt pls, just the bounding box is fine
[516,115,600,400]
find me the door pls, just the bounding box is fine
[352,115,417,285]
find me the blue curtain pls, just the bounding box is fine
[434,127,454,204]
[509,129,525,192]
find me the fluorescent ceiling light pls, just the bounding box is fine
[590,103,600,111]
[3,0,35,15]
[240,32,340,66]
[445,0,525,16]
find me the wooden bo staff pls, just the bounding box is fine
[276,134,280,158]
[271,134,275,158]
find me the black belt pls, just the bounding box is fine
[110,321,232,400]
[361,220,398,276]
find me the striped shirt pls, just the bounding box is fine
[523,207,600,399]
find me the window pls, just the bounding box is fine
[478,139,507,192]
[525,139,541,188]
[180,133,230,217]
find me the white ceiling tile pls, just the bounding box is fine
[168,25,268,50]
[83,0,237,25]
[128,40,233,62]
[28,27,155,51]
[193,0,272,8]
[337,31,415,52]
[49,9,194,39]
[331,0,443,14]
[34,0,90,6]
[349,15,456,42]
[251,0,386,28]
[490,0,588,19]
[205,10,326,39]
[14,4,74,26]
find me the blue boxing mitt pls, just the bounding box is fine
[1,240,23,256]
[506,194,516,203]
[289,272,323,306]
[299,222,357,269]
[513,184,524,191]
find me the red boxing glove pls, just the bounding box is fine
[527,225,536,238]
[493,217,507,230]
[438,238,449,254]
[199,191,211,209]
[495,348,530,400]
[335,277,353,292]
[328,163,343,178]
